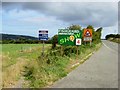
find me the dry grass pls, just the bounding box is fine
[2,57,28,88]
[2,44,50,88]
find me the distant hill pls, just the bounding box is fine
[0,33,38,40]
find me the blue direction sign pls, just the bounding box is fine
[39,30,48,40]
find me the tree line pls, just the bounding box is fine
[105,34,120,43]
[51,25,102,49]
[1,38,51,44]
[105,34,120,40]
[1,25,102,45]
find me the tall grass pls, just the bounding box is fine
[2,44,50,88]
[2,43,101,88]
[24,42,102,88]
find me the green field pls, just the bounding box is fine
[2,44,50,67]
[1,43,102,88]
[2,44,51,87]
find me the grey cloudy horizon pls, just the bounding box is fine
[3,2,118,27]
[2,2,118,38]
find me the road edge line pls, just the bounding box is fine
[71,52,94,68]
[102,42,115,52]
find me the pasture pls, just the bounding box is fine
[1,44,50,87]
[1,43,102,88]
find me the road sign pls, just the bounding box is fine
[58,29,82,45]
[83,29,92,42]
[76,38,81,45]
[83,37,92,41]
[83,29,92,37]
[39,30,48,40]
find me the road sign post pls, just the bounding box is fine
[83,29,92,46]
[76,46,78,61]
[42,40,44,56]
[39,30,48,57]
[90,41,92,46]
[58,29,82,46]
[61,45,63,56]
[58,29,82,61]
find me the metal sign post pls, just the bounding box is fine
[83,29,92,46]
[61,45,63,56]
[39,30,48,57]
[90,41,92,46]
[58,29,82,62]
[76,46,78,61]
[42,40,44,56]
[76,39,81,61]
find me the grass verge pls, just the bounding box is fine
[24,42,102,88]
[108,38,120,44]
[2,44,50,88]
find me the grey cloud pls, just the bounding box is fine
[2,2,25,11]
[2,2,118,27]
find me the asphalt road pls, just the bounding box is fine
[51,40,118,88]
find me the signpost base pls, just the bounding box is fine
[61,45,63,56]
[76,46,79,62]
[90,41,92,46]
[41,40,44,57]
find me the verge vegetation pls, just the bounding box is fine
[105,34,120,44]
[2,25,102,88]
[23,25,102,88]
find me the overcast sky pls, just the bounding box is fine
[1,1,119,39]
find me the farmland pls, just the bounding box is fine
[1,25,102,88]
[1,43,101,88]
[2,44,50,87]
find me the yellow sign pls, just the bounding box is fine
[70,35,74,42]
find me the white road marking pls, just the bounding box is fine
[102,42,115,52]
[71,52,94,68]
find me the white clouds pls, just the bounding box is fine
[2,2,118,38]
[3,2,118,27]
[2,8,69,37]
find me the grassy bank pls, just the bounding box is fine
[24,42,102,88]
[2,42,102,88]
[2,44,50,87]
[108,38,120,44]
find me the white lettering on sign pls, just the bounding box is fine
[83,37,92,41]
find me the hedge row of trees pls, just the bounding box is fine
[51,25,102,48]
[105,34,120,40]
[1,38,51,44]
[1,25,102,45]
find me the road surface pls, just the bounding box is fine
[51,40,118,88]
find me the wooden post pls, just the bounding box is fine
[76,46,78,61]
[70,46,72,53]
[61,45,62,56]
[42,40,44,57]
[90,41,92,46]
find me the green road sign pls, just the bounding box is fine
[58,29,82,46]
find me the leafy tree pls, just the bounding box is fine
[68,24,81,30]
[86,25,102,43]
[51,35,58,49]
[87,25,94,30]
[105,34,120,40]
[96,27,102,41]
